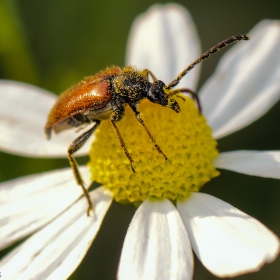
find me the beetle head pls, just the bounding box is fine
[147,80,180,113]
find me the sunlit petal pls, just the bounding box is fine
[214,150,280,178]
[118,198,193,280]
[0,166,90,250]
[0,187,113,280]
[200,20,280,139]
[0,80,93,157]
[178,192,279,277]
[126,3,201,90]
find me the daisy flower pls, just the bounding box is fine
[1,3,280,280]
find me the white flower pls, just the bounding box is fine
[1,3,280,280]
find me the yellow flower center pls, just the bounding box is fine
[88,96,219,204]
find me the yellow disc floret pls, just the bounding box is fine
[88,96,219,204]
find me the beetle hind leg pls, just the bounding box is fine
[68,121,100,216]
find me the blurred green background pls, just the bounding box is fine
[0,0,279,279]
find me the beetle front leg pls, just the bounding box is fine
[129,104,168,161]
[110,102,135,172]
[68,121,100,216]
[170,88,202,114]
[141,69,158,82]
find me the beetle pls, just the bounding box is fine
[45,34,249,215]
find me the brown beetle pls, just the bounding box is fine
[45,35,249,215]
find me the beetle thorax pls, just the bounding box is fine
[112,67,151,103]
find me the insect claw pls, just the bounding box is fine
[87,204,93,217]
[177,95,185,102]
[131,164,136,173]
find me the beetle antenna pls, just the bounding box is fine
[165,34,250,89]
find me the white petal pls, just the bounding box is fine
[0,166,91,250]
[214,150,280,178]
[126,3,201,90]
[0,80,94,157]
[0,187,113,280]
[177,192,280,277]
[199,20,280,139]
[118,198,193,280]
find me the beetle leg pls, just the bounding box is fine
[110,103,135,172]
[68,121,100,216]
[141,69,158,82]
[129,104,168,161]
[169,88,202,114]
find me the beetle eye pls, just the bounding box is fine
[147,80,167,105]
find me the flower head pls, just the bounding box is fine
[0,3,280,280]
[89,96,219,204]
